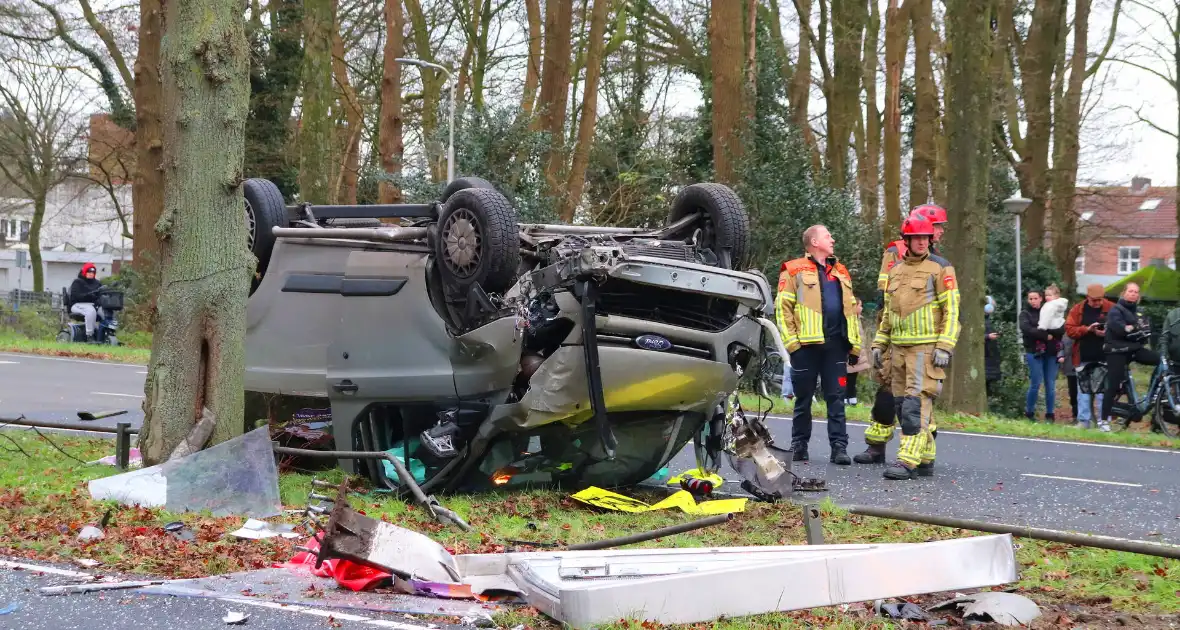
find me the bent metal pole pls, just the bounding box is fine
[845,504,1180,560]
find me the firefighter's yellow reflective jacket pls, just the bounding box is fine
[775,256,862,356]
[877,240,906,291]
[873,250,961,351]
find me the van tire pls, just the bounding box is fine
[435,188,520,295]
[244,178,288,287]
[667,183,750,270]
[440,176,497,203]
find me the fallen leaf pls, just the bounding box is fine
[1045,570,1071,580]
[1153,565,1168,577]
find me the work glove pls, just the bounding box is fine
[933,348,952,368]
[872,347,884,369]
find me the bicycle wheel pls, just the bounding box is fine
[1154,378,1180,439]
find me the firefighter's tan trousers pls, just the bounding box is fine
[865,343,942,467]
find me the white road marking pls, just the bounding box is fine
[1020,473,1143,487]
[0,360,19,364]
[0,559,94,578]
[91,392,144,398]
[0,352,144,367]
[765,414,1180,455]
[207,596,451,629]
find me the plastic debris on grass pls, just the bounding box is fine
[88,426,281,518]
[570,486,746,514]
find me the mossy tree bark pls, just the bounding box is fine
[378,0,405,205]
[138,0,254,465]
[132,0,164,290]
[299,0,337,204]
[709,0,745,185]
[940,0,994,414]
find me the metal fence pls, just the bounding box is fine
[0,290,60,311]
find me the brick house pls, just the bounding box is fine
[1073,177,1179,293]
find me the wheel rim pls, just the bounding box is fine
[1156,385,1180,438]
[441,208,482,279]
[245,198,257,251]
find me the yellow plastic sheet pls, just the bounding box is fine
[666,468,725,489]
[571,486,746,515]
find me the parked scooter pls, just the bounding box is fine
[57,287,123,346]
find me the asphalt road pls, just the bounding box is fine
[664,412,1180,544]
[2,351,1179,543]
[0,560,473,630]
[0,352,146,432]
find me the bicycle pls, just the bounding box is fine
[1106,357,1180,438]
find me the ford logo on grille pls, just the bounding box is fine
[635,334,672,351]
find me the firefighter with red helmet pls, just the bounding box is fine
[857,204,950,467]
[866,215,960,480]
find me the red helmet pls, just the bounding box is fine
[901,216,936,237]
[910,204,948,225]
[81,262,97,276]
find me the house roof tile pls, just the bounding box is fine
[1075,186,1179,238]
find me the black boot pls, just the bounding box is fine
[830,448,851,465]
[1044,412,1055,423]
[883,461,915,480]
[915,461,935,477]
[853,443,886,464]
[792,444,809,462]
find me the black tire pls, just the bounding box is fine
[244,178,288,277]
[435,187,520,295]
[440,176,497,203]
[667,183,750,269]
[1155,378,1180,439]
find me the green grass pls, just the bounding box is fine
[0,331,150,364]
[739,392,1180,450]
[2,429,1179,629]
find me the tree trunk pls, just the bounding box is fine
[404,0,445,181]
[472,0,493,111]
[940,0,994,414]
[882,0,909,242]
[744,0,758,119]
[1016,0,1066,249]
[908,0,936,208]
[1049,0,1084,292]
[299,0,336,204]
[767,0,796,85]
[709,0,745,185]
[561,0,610,222]
[331,26,362,205]
[139,0,252,465]
[789,0,823,172]
[538,0,574,204]
[378,0,404,204]
[859,0,881,220]
[29,195,45,292]
[132,0,164,296]
[828,0,866,190]
[455,0,482,107]
[521,0,543,116]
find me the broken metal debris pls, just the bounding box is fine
[876,600,930,621]
[297,480,461,584]
[228,518,300,540]
[40,580,165,596]
[76,525,104,542]
[930,591,1042,626]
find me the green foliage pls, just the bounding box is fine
[0,302,59,340]
[365,104,558,223]
[986,318,1032,417]
[985,157,1061,322]
[102,265,154,333]
[244,0,304,200]
[677,17,879,301]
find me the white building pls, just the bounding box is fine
[0,176,132,294]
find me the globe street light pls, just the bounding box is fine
[394,58,455,184]
[1003,193,1032,325]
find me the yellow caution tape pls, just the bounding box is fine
[571,486,746,515]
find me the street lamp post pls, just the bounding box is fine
[394,57,455,184]
[1003,193,1032,326]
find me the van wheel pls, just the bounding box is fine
[440,176,497,203]
[666,183,750,270]
[244,178,288,289]
[435,188,520,295]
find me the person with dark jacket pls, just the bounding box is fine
[1020,288,1065,421]
[1065,284,1113,428]
[68,262,104,341]
[1099,282,1159,431]
[984,296,1002,397]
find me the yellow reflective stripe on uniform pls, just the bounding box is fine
[775,289,798,350]
[795,304,825,344]
[937,288,961,348]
